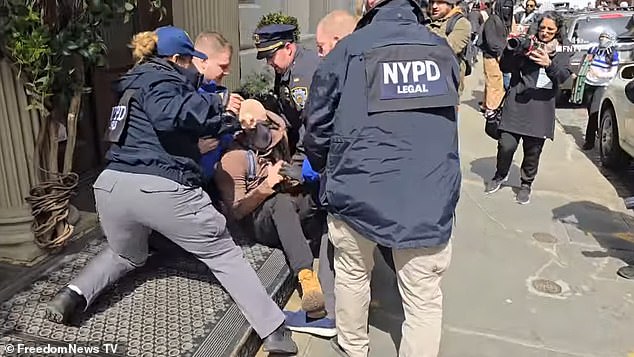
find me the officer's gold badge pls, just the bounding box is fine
[291,87,308,109]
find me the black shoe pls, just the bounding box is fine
[262,324,298,355]
[45,287,86,325]
[516,185,531,205]
[582,141,595,150]
[485,176,508,194]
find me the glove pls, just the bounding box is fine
[302,159,319,183]
[279,162,303,183]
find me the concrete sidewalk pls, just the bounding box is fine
[270,66,634,357]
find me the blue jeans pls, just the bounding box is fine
[503,73,511,90]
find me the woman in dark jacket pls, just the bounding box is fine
[45,26,297,354]
[485,11,572,204]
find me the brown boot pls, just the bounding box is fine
[298,269,325,317]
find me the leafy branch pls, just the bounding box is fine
[0,0,165,248]
[257,12,301,41]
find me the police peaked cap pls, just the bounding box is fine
[253,24,297,60]
[356,0,428,30]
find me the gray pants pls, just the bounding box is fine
[70,170,284,338]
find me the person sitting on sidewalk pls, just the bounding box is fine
[214,99,328,322]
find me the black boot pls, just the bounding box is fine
[45,287,87,325]
[262,324,298,355]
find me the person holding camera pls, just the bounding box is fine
[485,11,572,204]
[214,99,329,326]
[44,27,297,355]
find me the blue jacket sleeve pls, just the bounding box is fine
[303,48,346,172]
[142,81,225,136]
[302,158,319,182]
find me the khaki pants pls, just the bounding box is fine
[483,57,504,110]
[328,216,452,357]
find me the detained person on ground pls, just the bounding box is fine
[214,99,330,327]
[485,11,572,205]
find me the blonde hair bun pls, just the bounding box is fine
[130,31,158,63]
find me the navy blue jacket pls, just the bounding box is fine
[106,58,225,187]
[304,0,461,249]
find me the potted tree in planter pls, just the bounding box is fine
[0,0,164,263]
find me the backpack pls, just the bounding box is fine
[446,13,476,76]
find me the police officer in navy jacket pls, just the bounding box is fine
[304,0,460,355]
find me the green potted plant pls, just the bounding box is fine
[256,12,301,41]
[0,0,164,250]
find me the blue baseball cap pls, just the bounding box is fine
[155,26,207,60]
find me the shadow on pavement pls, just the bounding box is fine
[469,157,521,190]
[556,112,634,199]
[552,200,634,267]
[559,124,587,150]
[463,89,484,113]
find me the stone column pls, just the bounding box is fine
[0,59,47,266]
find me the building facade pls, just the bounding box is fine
[173,0,356,89]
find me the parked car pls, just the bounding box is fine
[558,11,634,101]
[597,63,634,169]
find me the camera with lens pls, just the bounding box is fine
[215,87,243,137]
[507,34,544,55]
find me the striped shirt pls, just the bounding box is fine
[585,47,620,87]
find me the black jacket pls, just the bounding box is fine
[479,0,513,58]
[106,58,225,187]
[467,9,484,34]
[304,0,460,249]
[498,48,572,139]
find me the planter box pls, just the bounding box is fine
[0,59,48,266]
